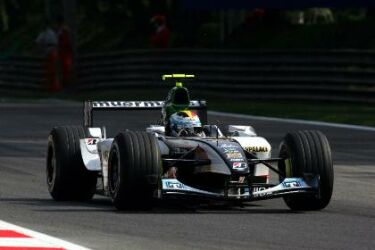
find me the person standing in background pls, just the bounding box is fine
[35,21,60,92]
[150,14,170,49]
[57,16,73,87]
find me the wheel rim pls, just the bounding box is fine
[109,150,120,194]
[284,158,293,177]
[279,144,293,179]
[47,146,56,188]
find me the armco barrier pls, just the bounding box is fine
[0,56,44,95]
[1,49,374,102]
[76,49,375,103]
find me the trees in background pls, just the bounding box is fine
[1,1,375,53]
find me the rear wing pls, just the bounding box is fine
[83,100,207,127]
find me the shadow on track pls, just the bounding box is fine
[0,197,301,214]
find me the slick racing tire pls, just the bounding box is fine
[278,130,334,211]
[46,126,97,201]
[108,131,161,210]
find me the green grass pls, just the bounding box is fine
[208,99,375,127]
[11,88,372,127]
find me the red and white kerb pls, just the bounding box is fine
[0,220,90,250]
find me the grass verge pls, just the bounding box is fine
[208,99,375,127]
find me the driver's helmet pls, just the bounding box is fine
[169,110,205,137]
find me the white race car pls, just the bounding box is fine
[46,75,334,211]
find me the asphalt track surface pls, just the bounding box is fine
[0,100,374,250]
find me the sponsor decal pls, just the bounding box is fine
[86,138,99,145]
[253,187,267,192]
[229,158,245,162]
[86,138,98,145]
[222,148,241,154]
[245,146,269,153]
[226,152,242,159]
[252,191,273,198]
[232,162,241,169]
[220,144,243,157]
[92,101,202,108]
[232,162,247,170]
[252,186,273,197]
[219,143,239,149]
[166,181,184,189]
[222,149,239,153]
[93,101,163,108]
[283,181,301,188]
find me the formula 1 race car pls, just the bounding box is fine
[46,74,334,211]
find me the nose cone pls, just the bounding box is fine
[217,141,249,173]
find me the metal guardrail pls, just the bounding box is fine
[0,49,374,102]
[0,56,43,92]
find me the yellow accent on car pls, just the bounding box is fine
[162,74,195,81]
[285,158,293,177]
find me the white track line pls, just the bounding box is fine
[209,111,375,132]
[0,220,91,250]
[0,238,59,248]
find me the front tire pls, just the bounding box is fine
[278,130,334,210]
[46,126,97,201]
[108,131,161,210]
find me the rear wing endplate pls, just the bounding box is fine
[83,100,207,127]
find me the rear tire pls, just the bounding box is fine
[108,131,161,210]
[46,126,97,201]
[278,130,334,210]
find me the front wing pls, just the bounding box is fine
[160,177,319,201]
